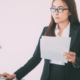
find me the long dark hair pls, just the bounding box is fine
[44,0,80,36]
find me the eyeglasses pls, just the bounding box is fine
[50,7,69,13]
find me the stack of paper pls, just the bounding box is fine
[40,36,71,63]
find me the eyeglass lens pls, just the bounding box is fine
[50,8,63,13]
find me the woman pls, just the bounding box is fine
[0,0,80,80]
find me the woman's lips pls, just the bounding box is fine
[54,17,59,19]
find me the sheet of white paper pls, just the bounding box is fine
[0,77,24,80]
[40,36,71,63]
[0,79,5,80]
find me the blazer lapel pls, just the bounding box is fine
[69,23,80,50]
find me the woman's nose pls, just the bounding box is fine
[52,11,59,16]
[55,9,59,14]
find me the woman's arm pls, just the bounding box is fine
[13,27,47,79]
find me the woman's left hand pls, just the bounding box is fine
[62,51,76,64]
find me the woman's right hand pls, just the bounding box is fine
[0,72,16,80]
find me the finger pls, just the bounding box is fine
[0,73,8,77]
[62,55,68,59]
[0,74,7,77]
[5,76,12,80]
[68,58,72,62]
[63,52,70,57]
[64,52,67,55]
[65,54,73,59]
[0,74,3,77]
[62,54,72,62]
[64,52,74,58]
[73,52,76,55]
[69,53,73,56]
[65,57,72,62]
[68,52,76,59]
[69,51,76,55]
[64,52,70,56]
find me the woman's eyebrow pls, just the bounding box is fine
[52,5,63,7]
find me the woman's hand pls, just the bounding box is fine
[62,51,76,64]
[0,72,16,80]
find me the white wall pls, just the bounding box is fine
[0,0,80,80]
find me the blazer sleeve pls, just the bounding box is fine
[13,27,47,80]
[73,56,80,68]
[72,63,80,68]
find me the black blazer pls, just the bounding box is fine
[14,23,80,80]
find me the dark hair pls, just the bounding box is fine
[44,0,80,36]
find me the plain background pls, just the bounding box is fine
[0,0,80,80]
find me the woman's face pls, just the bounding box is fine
[51,0,71,23]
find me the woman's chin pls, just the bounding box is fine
[54,20,60,24]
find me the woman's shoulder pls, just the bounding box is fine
[44,26,48,29]
[42,26,48,32]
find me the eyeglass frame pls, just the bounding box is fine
[50,7,69,13]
